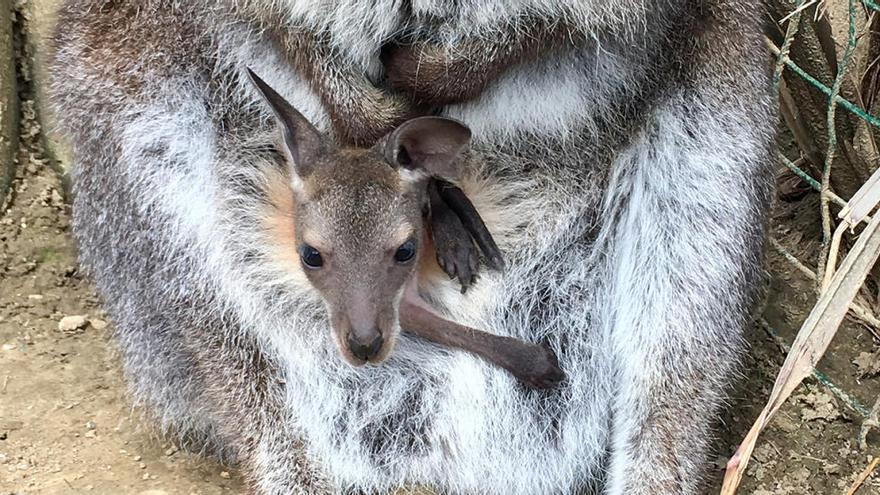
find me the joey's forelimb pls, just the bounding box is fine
[400,292,565,389]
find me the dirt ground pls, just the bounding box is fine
[2,31,880,495]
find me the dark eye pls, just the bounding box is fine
[299,244,324,269]
[394,239,417,263]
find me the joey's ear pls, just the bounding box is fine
[247,68,326,178]
[383,117,471,182]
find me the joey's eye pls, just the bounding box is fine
[394,239,417,264]
[299,244,324,269]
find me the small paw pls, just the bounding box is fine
[435,181,505,272]
[516,346,566,389]
[429,180,482,293]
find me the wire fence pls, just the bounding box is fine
[722,0,880,491]
[768,0,879,418]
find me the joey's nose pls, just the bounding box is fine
[347,332,384,362]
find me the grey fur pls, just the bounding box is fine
[50,0,775,493]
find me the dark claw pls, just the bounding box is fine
[468,250,479,280]
[458,259,473,294]
[437,256,450,278]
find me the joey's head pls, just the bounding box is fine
[249,69,471,366]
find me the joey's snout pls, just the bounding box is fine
[346,331,384,362]
[330,301,399,366]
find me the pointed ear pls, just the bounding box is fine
[247,68,325,178]
[383,117,471,182]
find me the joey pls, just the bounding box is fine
[250,69,563,388]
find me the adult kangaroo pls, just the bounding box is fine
[50,0,774,493]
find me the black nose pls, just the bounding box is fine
[347,333,384,362]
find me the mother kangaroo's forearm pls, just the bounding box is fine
[384,17,577,106]
[399,299,565,389]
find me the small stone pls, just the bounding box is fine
[792,466,811,483]
[164,446,177,456]
[752,443,775,463]
[1,343,16,351]
[220,471,231,479]
[142,472,150,481]
[85,421,97,430]
[84,430,96,438]
[89,318,108,331]
[0,431,7,440]
[797,392,841,422]
[139,462,146,469]
[853,351,880,378]
[133,455,142,461]
[753,464,766,481]
[0,453,8,464]
[58,315,88,332]
[774,414,800,434]
[27,294,43,301]
[51,189,64,204]
[823,463,840,475]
